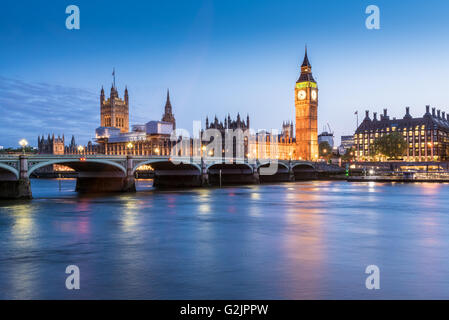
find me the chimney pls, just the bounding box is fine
[426,105,430,114]
[365,110,370,120]
[443,112,446,120]
[432,108,436,117]
[381,108,389,121]
[438,110,441,119]
[373,112,377,121]
[404,107,412,119]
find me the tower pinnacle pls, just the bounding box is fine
[161,89,176,129]
[301,45,311,68]
[297,46,315,83]
[112,68,116,88]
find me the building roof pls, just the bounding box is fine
[296,46,316,83]
[355,107,449,133]
[301,46,311,68]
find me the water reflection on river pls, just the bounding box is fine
[1,179,449,299]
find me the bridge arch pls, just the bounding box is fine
[0,163,19,180]
[257,161,289,171]
[28,159,127,178]
[132,159,201,174]
[292,162,315,170]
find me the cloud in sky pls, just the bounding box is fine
[0,77,98,147]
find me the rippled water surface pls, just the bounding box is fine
[1,179,449,299]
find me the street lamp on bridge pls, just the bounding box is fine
[19,139,28,154]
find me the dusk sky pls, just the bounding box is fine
[1,0,449,147]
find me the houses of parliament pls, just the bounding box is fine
[38,49,319,161]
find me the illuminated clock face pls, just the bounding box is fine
[297,90,306,100]
[311,90,317,101]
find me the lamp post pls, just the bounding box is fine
[19,139,28,154]
[77,145,84,155]
[127,142,134,156]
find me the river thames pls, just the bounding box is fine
[1,179,449,299]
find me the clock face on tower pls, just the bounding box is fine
[311,89,317,101]
[297,90,306,100]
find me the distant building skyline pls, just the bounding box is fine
[1,0,448,147]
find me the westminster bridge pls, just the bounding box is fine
[0,155,338,199]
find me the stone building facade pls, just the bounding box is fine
[355,106,449,162]
[100,85,129,133]
[38,135,65,155]
[96,90,176,156]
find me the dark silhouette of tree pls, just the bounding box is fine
[341,146,356,161]
[373,132,407,160]
[319,141,332,160]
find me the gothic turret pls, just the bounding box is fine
[161,89,176,130]
[99,70,130,133]
[100,86,105,105]
[124,86,129,106]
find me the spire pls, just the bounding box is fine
[124,86,129,105]
[161,89,176,129]
[164,89,172,114]
[297,45,316,83]
[112,68,116,89]
[100,86,105,104]
[301,45,311,68]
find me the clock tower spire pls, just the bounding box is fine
[295,46,318,161]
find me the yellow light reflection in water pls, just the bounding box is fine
[8,203,38,299]
[199,204,211,214]
[250,192,261,200]
[196,189,212,215]
[283,188,326,298]
[121,199,141,233]
[11,204,35,242]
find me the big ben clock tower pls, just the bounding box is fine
[295,47,318,161]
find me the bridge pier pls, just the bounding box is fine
[252,167,260,184]
[153,174,202,188]
[75,156,136,193]
[0,179,32,200]
[0,155,32,200]
[75,177,136,193]
[201,159,209,186]
[289,166,296,182]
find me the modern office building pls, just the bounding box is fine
[338,135,354,155]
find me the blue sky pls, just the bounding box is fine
[1,0,448,147]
